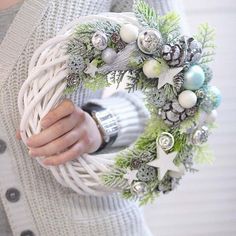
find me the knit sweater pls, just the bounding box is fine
[0,0,186,235]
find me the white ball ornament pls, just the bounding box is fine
[178,90,197,109]
[206,109,218,123]
[101,48,117,64]
[119,24,139,43]
[142,59,162,78]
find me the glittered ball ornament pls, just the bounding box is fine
[137,29,163,55]
[200,86,222,112]
[101,48,117,64]
[158,132,175,151]
[137,165,157,182]
[178,90,197,109]
[191,126,209,145]
[119,23,139,43]
[183,65,205,90]
[143,59,162,78]
[91,31,108,50]
[131,182,149,198]
[206,109,218,123]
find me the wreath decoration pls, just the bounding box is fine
[18,0,221,205]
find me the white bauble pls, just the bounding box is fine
[178,90,197,109]
[206,109,217,123]
[120,24,139,43]
[143,59,161,78]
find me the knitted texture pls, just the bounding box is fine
[0,0,186,235]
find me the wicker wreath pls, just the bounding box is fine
[18,1,221,205]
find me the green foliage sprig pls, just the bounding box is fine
[133,0,181,43]
[195,23,216,64]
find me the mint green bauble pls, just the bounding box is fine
[183,65,205,90]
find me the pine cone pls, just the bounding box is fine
[162,42,187,67]
[162,36,202,67]
[183,36,202,64]
[159,99,197,126]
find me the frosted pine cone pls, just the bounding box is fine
[159,100,197,126]
[162,42,186,67]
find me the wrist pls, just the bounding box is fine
[82,103,120,152]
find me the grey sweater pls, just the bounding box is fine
[0,0,186,235]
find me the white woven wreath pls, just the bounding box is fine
[18,13,140,196]
[18,0,220,204]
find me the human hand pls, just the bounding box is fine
[16,99,103,165]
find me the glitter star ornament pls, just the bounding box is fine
[123,169,139,185]
[84,62,98,77]
[147,138,179,180]
[157,60,183,89]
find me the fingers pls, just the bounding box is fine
[42,140,87,166]
[27,110,81,148]
[29,128,83,157]
[40,99,75,129]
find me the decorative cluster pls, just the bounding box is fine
[65,0,221,205]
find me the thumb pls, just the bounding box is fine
[16,129,22,140]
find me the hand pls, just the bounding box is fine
[16,99,103,166]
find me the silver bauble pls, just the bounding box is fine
[158,132,175,151]
[137,29,163,55]
[102,48,117,64]
[92,31,108,50]
[131,181,149,198]
[191,126,209,145]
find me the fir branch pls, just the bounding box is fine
[195,23,216,64]
[83,73,110,91]
[108,70,128,89]
[133,0,159,28]
[179,111,200,134]
[162,84,177,101]
[102,169,129,189]
[158,12,181,43]
[193,144,215,164]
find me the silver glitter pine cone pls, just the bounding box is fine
[185,36,202,64]
[162,36,202,67]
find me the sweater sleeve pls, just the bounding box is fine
[85,90,150,148]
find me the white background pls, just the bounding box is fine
[143,0,236,235]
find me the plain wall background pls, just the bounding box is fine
[143,1,236,235]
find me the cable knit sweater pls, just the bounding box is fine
[0,0,186,235]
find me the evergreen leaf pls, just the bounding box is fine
[195,23,216,64]
[133,0,159,28]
